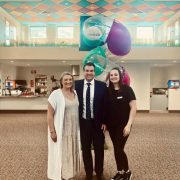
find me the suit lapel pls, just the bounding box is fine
[93,80,97,108]
[80,80,84,105]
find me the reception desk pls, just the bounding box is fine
[0,96,48,110]
[150,94,168,111]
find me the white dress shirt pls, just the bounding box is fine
[83,79,95,119]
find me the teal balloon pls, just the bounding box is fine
[83,33,104,48]
[82,15,113,49]
[83,46,108,76]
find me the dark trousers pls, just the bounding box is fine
[108,125,129,171]
[80,118,105,176]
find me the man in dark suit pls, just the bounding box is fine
[75,62,108,180]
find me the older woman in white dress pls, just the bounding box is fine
[47,72,81,180]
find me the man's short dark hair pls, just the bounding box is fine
[83,62,95,70]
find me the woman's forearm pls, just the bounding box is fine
[127,100,137,126]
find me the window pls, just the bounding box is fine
[5,40,10,46]
[175,40,179,45]
[30,27,47,38]
[5,21,10,45]
[10,26,16,40]
[167,27,171,41]
[136,26,154,40]
[5,20,10,38]
[175,21,179,37]
[57,26,73,39]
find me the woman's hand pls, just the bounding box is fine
[101,124,106,133]
[51,131,57,142]
[123,124,131,137]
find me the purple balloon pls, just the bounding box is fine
[106,21,131,56]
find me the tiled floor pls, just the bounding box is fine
[0,112,179,180]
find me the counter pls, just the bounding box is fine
[150,94,168,111]
[168,89,180,111]
[0,95,38,98]
[0,95,48,110]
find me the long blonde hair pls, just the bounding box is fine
[59,72,74,92]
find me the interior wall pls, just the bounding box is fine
[0,63,152,110]
[16,66,72,94]
[0,64,17,89]
[0,47,179,61]
[150,64,180,90]
[165,64,180,80]
[150,67,167,89]
[1,62,179,110]
[121,63,151,111]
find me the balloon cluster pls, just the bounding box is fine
[82,15,131,85]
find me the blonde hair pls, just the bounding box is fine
[59,72,74,91]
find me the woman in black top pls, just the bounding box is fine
[107,67,137,180]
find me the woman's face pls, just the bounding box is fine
[109,69,120,84]
[62,75,73,89]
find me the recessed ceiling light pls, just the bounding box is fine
[10,60,14,63]
[172,61,176,63]
[27,64,30,66]
[62,61,66,63]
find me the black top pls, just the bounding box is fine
[107,85,136,128]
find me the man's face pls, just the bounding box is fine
[83,65,95,81]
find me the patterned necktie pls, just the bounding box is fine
[86,83,91,119]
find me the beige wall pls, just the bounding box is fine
[0,64,17,85]
[0,47,180,61]
[124,63,151,110]
[151,64,180,90]
[16,66,72,94]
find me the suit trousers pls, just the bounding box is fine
[108,125,129,171]
[80,118,105,176]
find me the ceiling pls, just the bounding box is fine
[0,0,180,26]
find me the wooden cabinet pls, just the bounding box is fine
[35,75,47,96]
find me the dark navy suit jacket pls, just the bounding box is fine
[75,79,108,127]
